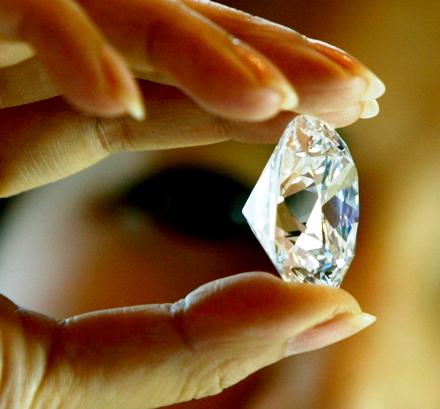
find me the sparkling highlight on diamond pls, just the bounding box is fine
[242,115,359,287]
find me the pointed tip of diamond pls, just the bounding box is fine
[242,115,359,287]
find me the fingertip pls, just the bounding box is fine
[359,99,380,119]
[98,45,146,119]
[229,39,299,114]
[302,37,385,114]
[361,68,386,100]
[124,96,147,121]
[174,272,366,388]
[313,97,381,127]
[286,311,376,355]
[209,88,284,121]
[55,44,146,120]
[315,103,363,128]
[180,272,363,344]
[279,84,299,111]
[17,0,145,119]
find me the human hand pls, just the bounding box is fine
[0,0,384,197]
[0,1,382,408]
[2,272,375,408]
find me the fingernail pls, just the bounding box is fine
[278,82,299,111]
[306,38,362,74]
[359,99,380,119]
[120,93,147,121]
[261,80,298,112]
[286,312,376,356]
[362,69,386,100]
[307,38,386,101]
[101,45,146,121]
[231,38,299,111]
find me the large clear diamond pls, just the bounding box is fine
[242,115,359,287]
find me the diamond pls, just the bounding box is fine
[242,115,359,287]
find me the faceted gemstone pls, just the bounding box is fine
[242,115,359,287]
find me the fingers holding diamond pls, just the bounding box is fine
[78,0,383,121]
[0,0,387,195]
[0,0,384,125]
[243,116,359,286]
[312,99,380,128]
[316,103,364,128]
[75,0,298,121]
[0,83,293,196]
[181,0,385,118]
[0,79,378,197]
[15,273,372,408]
[0,0,145,119]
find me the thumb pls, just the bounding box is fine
[1,272,374,409]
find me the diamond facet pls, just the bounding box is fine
[242,115,359,287]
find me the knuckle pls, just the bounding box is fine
[169,299,197,353]
[168,297,234,400]
[209,116,233,141]
[93,117,136,155]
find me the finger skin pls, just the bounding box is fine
[0,82,292,197]
[0,0,383,121]
[0,40,34,67]
[78,0,382,118]
[0,81,363,197]
[76,0,297,121]
[0,58,57,108]
[1,273,365,408]
[0,0,143,117]
[318,103,363,128]
[182,0,377,114]
[0,295,56,409]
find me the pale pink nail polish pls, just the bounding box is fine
[286,312,376,356]
[101,45,146,121]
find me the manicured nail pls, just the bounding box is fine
[362,69,386,100]
[260,80,299,112]
[101,45,146,121]
[306,38,362,74]
[286,312,376,356]
[120,93,147,121]
[278,82,299,111]
[307,38,385,101]
[231,38,299,111]
[359,99,380,119]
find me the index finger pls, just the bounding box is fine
[0,81,360,197]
